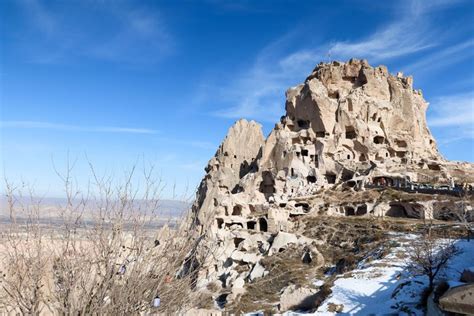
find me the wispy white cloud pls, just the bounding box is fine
[409,0,466,13]
[428,93,474,128]
[0,121,158,134]
[427,93,474,146]
[17,0,173,64]
[435,128,474,146]
[329,22,434,61]
[403,39,474,74]
[208,0,456,122]
[85,7,173,63]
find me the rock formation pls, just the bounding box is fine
[187,59,474,311]
[191,119,264,231]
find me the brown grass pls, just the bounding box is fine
[227,244,320,313]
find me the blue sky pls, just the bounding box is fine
[1,0,473,198]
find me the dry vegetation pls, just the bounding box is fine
[229,217,397,313]
[227,244,322,314]
[1,159,470,314]
[225,214,469,313]
[0,162,204,314]
[302,216,392,272]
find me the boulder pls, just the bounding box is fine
[249,262,266,281]
[439,283,474,315]
[233,277,245,289]
[279,284,317,311]
[269,232,298,255]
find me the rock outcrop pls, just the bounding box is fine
[187,59,474,311]
[192,119,264,231]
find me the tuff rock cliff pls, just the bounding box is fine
[186,59,474,312]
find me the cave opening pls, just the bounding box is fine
[259,218,268,232]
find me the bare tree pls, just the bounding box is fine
[406,227,461,293]
[1,158,208,314]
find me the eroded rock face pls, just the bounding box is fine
[188,59,474,310]
[297,61,436,155]
[260,59,442,197]
[191,119,264,230]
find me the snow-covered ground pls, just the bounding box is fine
[288,233,474,316]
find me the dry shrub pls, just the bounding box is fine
[406,226,461,294]
[0,161,203,314]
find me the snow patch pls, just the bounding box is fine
[286,234,474,315]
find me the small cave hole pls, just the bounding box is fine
[345,126,356,139]
[247,221,256,230]
[328,91,339,99]
[325,173,336,184]
[232,205,242,216]
[223,257,233,268]
[307,175,317,183]
[356,205,367,216]
[345,206,355,216]
[396,139,407,147]
[258,218,268,232]
[386,204,408,218]
[259,171,276,194]
[428,164,441,171]
[347,180,357,188]
[374,136,385,144]
[302,251,312,264]
[233,237,245,249]
[215,293,229,309]
[316,131,326,138]
[297,120,310,129]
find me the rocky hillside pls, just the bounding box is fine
[185,59,474,313]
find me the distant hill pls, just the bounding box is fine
[0,195,190,219]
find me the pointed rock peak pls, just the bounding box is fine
[217,119,265,159]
